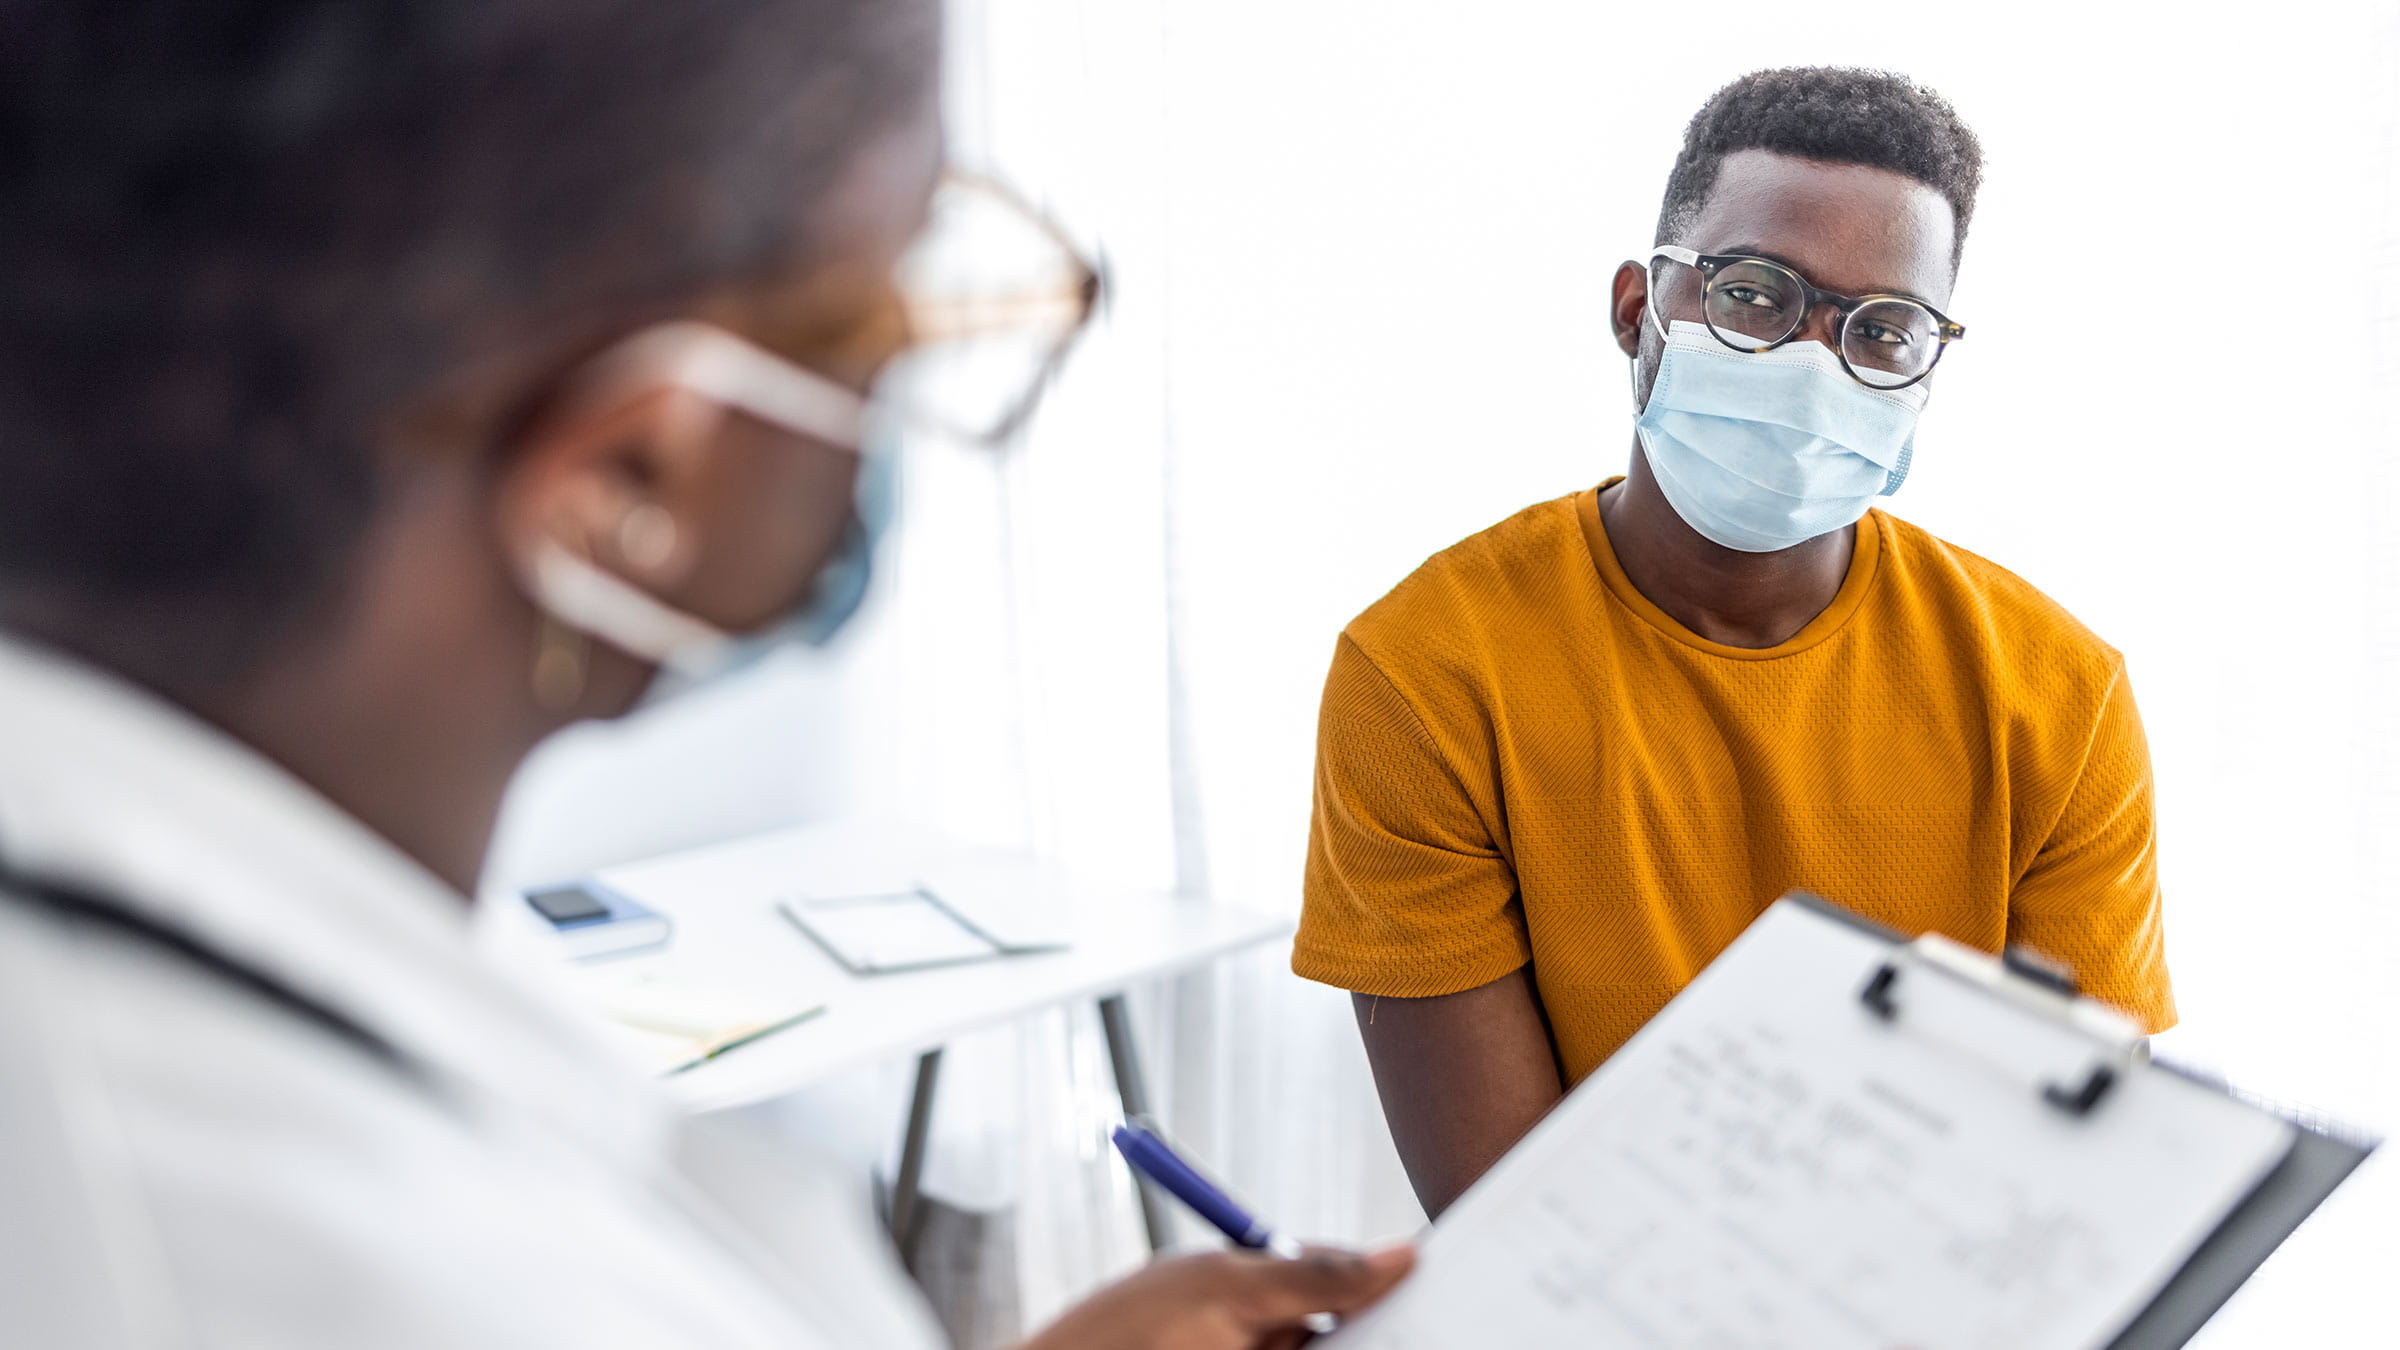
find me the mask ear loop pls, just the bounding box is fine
[601,322,870,453]
[1636,252,1682,407]
[527,543,734,676]
[515,321,875,674]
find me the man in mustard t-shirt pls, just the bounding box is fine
[1292,67,2176,1218]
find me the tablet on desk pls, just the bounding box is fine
[780,886,1065,976]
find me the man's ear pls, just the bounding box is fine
[490,381,723,601]
[1610,260,1650,361]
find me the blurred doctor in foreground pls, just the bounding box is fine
[0,1,1408,1345]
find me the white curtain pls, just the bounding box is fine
[490,1,2400,1342]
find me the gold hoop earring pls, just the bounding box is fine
[531,614,589,712]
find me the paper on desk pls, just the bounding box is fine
[1326,901,2295,1350]
[590,972,825,1076]
[914,851,1075,952]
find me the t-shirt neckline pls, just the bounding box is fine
[1575,478,1884,661]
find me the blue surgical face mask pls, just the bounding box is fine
[521,322,902,705]
[780,404,902,648]
[630,408,902,705]
[1635,319,1928,553]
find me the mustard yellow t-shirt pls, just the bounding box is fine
[1294,485,2175,1084]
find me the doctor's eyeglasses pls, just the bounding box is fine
[1645,245,1964,391]
[889,172,1108,446]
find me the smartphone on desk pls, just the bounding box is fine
[523,878,673,961]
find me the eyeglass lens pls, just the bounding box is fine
[894,177,1096,443]
[1699,259,1941,390]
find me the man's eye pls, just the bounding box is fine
[1854,321,1912,348]
[1720,283,1782,309]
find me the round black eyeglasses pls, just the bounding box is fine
[1646,246,1964,391]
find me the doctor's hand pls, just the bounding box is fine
[1017,1243,1416,1350]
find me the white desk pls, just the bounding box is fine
[536,820,1291,1256]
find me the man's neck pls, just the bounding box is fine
[1597,448,1855,650]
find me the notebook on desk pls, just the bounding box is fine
[779,881,1069,976]
[773,845,1080,975]
[1327,894,2375,1350]
[586,970,825,1076]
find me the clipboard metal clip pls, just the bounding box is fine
[1859,933,2143,1120]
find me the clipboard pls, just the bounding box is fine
[2107,1072,2372,1348]
[1811,894,2376,1348]
[1328,892,2379,1350]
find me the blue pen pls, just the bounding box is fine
[1112,1120,1339,1332]
[1110,1118,1304,1260]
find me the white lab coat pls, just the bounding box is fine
[0,638,946,1349]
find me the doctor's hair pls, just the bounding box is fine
[0,0,936,686]
[1655,67,1984,268]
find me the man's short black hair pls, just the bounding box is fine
[1655,67,1984,267]
[0,0,935,683]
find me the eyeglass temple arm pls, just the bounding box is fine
[1639,246,1702,340]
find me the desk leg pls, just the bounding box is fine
[890,1046,943,1266]
[1098,993,1174,1255]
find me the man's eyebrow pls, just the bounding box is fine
[1712,244,1934,306]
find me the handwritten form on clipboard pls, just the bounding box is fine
[1327,901,2294,1350]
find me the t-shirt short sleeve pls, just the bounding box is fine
[1292,633,1530,997]
[2008,662,2177,1033]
